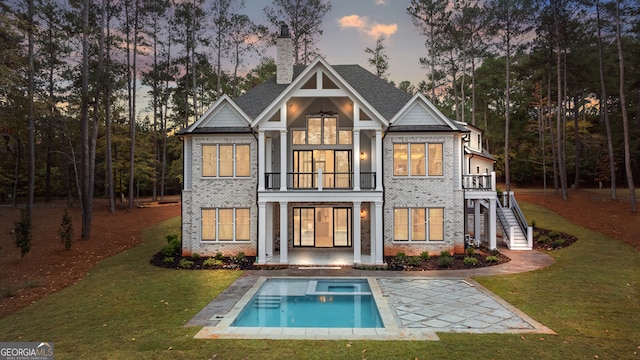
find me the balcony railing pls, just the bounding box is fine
[264,171,377,190]
[462,173,495,191]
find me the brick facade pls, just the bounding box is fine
[382,133,465,255]
[181,134,258,257]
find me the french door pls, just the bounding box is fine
[293,207,352,247]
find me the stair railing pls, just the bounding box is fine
[496,201,511,247]
[505,192,533,249]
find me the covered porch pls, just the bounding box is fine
[256,192,384,266]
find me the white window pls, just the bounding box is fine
[393,143,442,177]
[393,207,444,242]
[201,208,251,242]
[294,116,342,145]
[202,144,250,177]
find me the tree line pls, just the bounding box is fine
[1,0,637,248]
[400,0,637,212]
[0,0,330,241]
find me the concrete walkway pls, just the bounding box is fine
[188,249,555,340]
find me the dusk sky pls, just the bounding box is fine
[236,0,428,86]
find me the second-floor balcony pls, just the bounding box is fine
[462,173,496,192]
[265,170,376,190]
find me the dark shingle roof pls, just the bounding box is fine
[234,66,306,119]
[332,65,410,120]
[234,63,411,121]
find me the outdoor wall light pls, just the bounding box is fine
[360,152,366,160]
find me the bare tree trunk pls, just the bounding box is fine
[191,0,198,120]
[26,0,35,221]
[573,93,580,189]
[616,0,637,212]
[555,24,568,200]
[128,0,139,210]
[504,41,511,193]
[152,14,159,201]
[89,0,106,215]
[547,64,559,193]
[12,139,20,207]
[105,0,115,212]
[597,0,616,199]
[80,0,92,238]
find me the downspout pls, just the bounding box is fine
[461,132,471,249]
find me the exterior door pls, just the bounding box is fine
[292,207,352,247]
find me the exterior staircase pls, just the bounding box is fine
[497,192,533,250]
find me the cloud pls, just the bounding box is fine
[368,23,398,38]
[375,0,387,5]
[338,14,397,39]
[338,15,367,29]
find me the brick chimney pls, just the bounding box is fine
[276,24,293,85]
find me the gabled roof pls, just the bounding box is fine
[179,94,252,135]
[233,66,306,119]
[233,60,411,123]
[388,92,466,133]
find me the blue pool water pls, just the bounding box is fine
[231,278,383,328]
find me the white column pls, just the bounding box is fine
[375,130,383,191]
[489,197,497,250]
[474,200,481,245]
[375,201,384,264]
[353,130,361,191]
[257,202,267,264]
[353,202,361,264]
[258,131,265,191]
[280,130,287,191]
[265,203,273,259]
[279,201,288,263]
[265,137,273,173]
[369,203,376,262]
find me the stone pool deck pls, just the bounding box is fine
[187,248,556,341]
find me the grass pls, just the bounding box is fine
[0,204,638,359]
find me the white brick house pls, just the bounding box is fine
[178,28,527,266]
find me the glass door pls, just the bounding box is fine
[293,207,352,248]
[293,208,315,246]
[333,208,352,246]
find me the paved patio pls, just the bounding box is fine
[187,247,556,340]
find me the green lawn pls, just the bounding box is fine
[1,204,638,359]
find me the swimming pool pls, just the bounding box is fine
[231,278,383,328]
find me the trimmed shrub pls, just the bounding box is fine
[13,211,32,257]
[465,247,475,256]
[437,255,453,267]
[485,255,499,263]
[178,259,194,269]
[58,209,73,250]
[214,252,224,261]
[537,235,551,244]
[552,238,566,249]
[161,234,181,257]
[162,257,175,264]
[203,258,222,268]
[463,256,479,266]
[419,251,430,260]
[407,256,421,266]
[230,252,251,267]
[440,250,452,258]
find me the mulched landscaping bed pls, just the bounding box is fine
[150,227,577,271]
